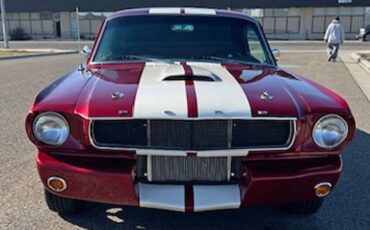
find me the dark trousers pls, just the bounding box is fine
[327,43,340,61]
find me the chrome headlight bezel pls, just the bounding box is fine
[32,112,70,146]
[312,114,349,149]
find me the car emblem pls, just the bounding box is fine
[257,110,269,115]
[118,110,129,115]
[112,91,124,99]
[260,91,273,101]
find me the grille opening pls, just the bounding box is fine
[91,119,294,150]
[136,155,243,184]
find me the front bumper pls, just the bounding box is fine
[37,152,342,212]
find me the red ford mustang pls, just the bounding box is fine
[26,8,355,214]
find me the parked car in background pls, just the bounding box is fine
[26,8,355,216]
[357,25,370,41]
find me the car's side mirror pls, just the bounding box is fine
[81,46,92,64]
[271,48,281,61]
[81,46,92,57]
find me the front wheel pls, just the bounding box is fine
[284,198,324,215]
[44,189,82,214]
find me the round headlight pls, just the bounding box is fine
[313,115,348,149]
[33,112,69,145]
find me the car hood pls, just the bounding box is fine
[73,62,350,119]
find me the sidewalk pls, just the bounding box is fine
[0,48,78,60]
[341,51,370,102]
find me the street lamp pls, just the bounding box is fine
[0,0,9,48]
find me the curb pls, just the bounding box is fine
[0,50,78,61]
[350,52,370,74]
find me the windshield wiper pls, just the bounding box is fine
[100,54,150,61]
[191,56,238,63]
[98,54,174,64]
[190,56,274,67]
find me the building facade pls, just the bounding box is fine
[0,0,369,40]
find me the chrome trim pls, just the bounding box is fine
[312,114,349,149]
[314,182,332,198]
[80,113,297,120]
[88,117,297,153]
[226,156,232,181]
[47,176,67,192]
[147,155,152,181]
[146,120,151,146]
[339,155,343,171]
[227,120,232,148]
[137,149,249,157]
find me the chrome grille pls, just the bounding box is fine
[136,155,243,183]
[150,156,228,182]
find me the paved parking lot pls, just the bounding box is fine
[0,42,370,229]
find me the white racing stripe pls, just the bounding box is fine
[188,62,252,118]
[149,8,182,14]
[134,63,188,119]
[184,8,216,15]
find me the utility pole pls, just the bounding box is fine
[0,0,9,48]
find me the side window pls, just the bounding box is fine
[246,27,267,64]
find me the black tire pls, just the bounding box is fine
[284,198,324,215]
[44,189,82,214]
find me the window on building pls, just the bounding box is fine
[40,12,52,20]
[313,8,325,15]
[7,13,19,20]
[274,9,289,17]
[326,7,339,15]
[250,9,263,17]
[19,13,30,20]
[264,9,273,17]
[30,13,40,20]
[352,7,365,15]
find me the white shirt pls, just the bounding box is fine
[324,20,345,44]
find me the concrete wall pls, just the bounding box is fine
[60,12,71,38]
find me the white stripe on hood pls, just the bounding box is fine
[134,62,188,119]
[188,62,252,118]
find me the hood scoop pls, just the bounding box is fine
[160,64,221,82]
[163,75,220,82]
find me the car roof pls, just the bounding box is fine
[107,7,258,23]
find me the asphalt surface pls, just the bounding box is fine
[0,42,370,229]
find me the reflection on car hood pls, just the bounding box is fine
[70,61,350,119]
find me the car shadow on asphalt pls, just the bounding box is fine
[60,129,368,230]
[60,204,320,230]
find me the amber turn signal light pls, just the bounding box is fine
[47,176,67,192]
[314,182,332,197]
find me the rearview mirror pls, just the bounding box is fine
[271,48,281,61]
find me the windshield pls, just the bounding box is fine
[93,15,273,65]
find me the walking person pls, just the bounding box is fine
[324,16,345,62]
